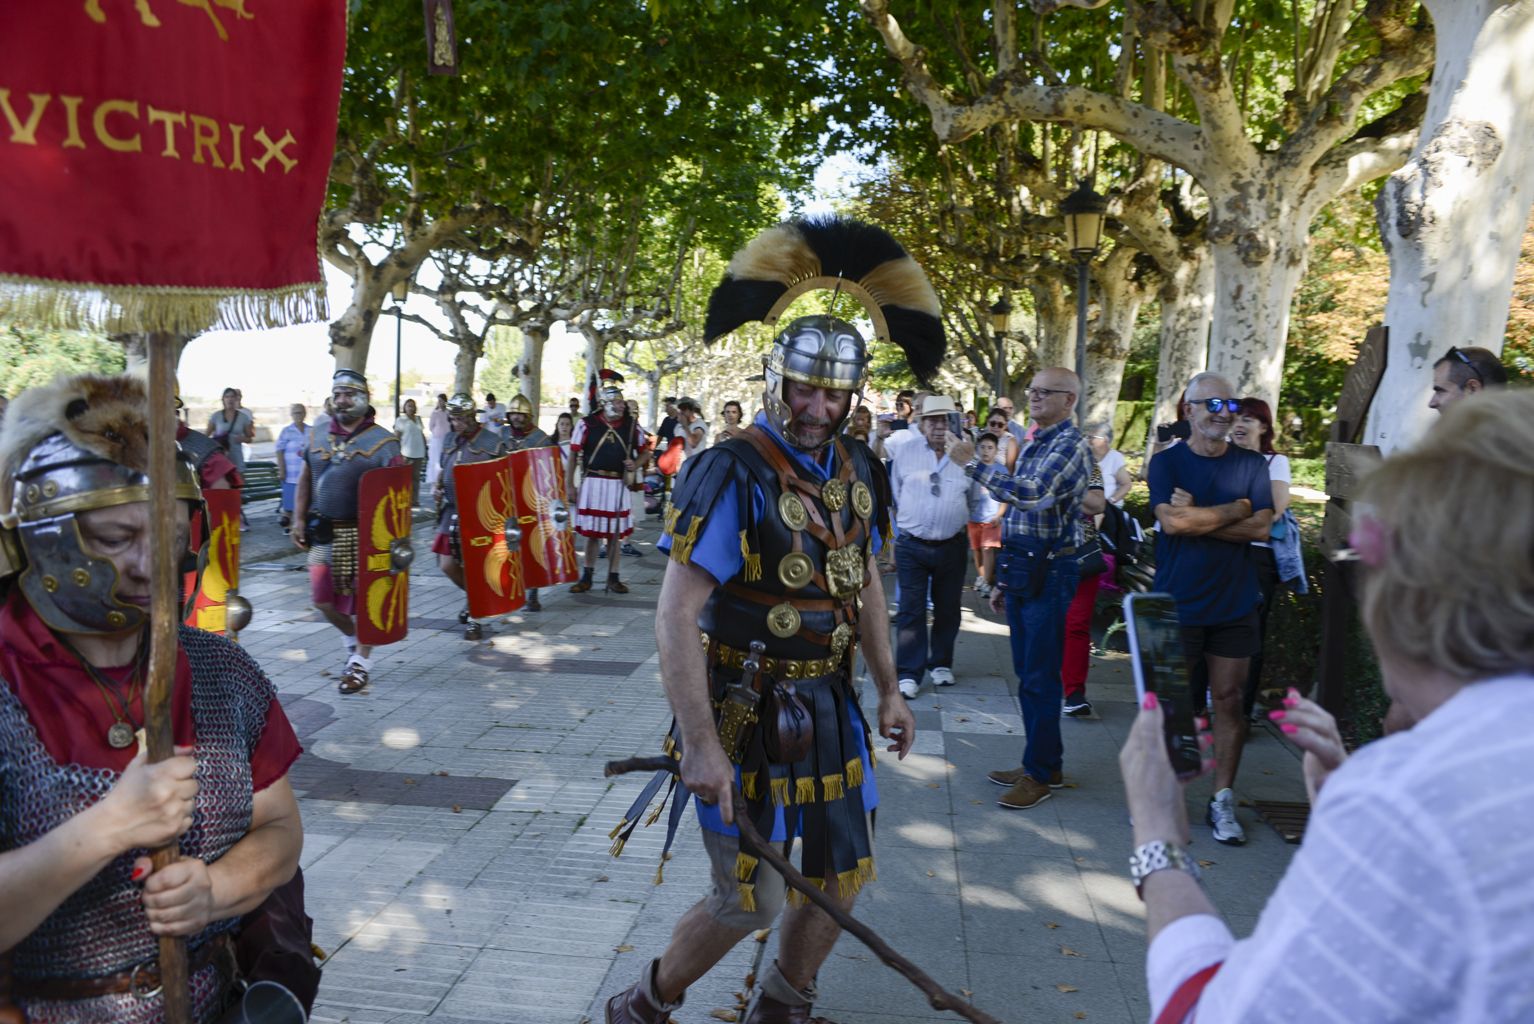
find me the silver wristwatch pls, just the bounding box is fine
[1128,840,1202,898]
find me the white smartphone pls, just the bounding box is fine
[1123,592,1204,780]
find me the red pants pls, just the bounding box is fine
[1061,567,1105,701]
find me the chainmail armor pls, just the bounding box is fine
[307,422,400,521]
[0,627,280,1023]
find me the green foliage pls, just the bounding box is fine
[475,326,523,397]
[0,325,125,396]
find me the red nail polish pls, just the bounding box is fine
[1280,723,1298,735]
[130,866,146,882]
[1143,692,1158,711]
[1269,710,1286,721]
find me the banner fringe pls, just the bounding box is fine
[0,276,329,335]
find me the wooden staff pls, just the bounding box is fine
[604,756,1005,1024]
[145,333,192,1024]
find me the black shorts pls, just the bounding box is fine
[1180,610,1260,661]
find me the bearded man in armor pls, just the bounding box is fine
[606,216,943,1024]
[567,371,652,595]
[291,370,404,694]
[434,393,511,634]
[0,373,306,1023]
[503,393,555,611]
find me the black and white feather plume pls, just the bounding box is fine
[702,215,946,385]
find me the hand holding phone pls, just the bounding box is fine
[1123,592,1205,780]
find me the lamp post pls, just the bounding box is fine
[392,277,409,418]
[989,295,1011,401]
[1060,179,1107,424]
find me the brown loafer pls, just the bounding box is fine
[997,775,1052,809]
[570,578,593,594]
[988,766,1063,789]
[605,578,629,594]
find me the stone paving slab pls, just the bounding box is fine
[230,511,1304,1023]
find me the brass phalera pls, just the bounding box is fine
[778,552,814,589]
[767,602,802,638]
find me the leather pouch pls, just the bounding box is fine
[761,681,814,764]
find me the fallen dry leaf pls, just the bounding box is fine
[709,1010,738,1022]
[1045,921,1060,930]
[1197,860,1216,868]
[960,989,972,999]
[451,804,463,814]
[744,972,756,989]
[403,778,416,786]
[926,870,936,877]
[595,875,610,883]
[1075,1013,1088,1020]
[754,930,771,942]
[433,770,450,777]
[927,783,941,789]
[1056,983,1079,993]
[956,716,969,722]
[615,944,635,953]
[1060,946,1083,958]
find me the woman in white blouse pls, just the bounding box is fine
[1230,397,1290,719]
[1120,389,1534,1023]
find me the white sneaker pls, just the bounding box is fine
[930,667,955,687]
[898,678,920,699]
[1207,788,1246,846]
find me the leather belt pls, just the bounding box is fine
[710,640,846,681]
[904,531,965,545]
[13,933,232,1001]
[586,469,623,479]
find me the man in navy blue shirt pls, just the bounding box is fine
[1148,372,1273,846]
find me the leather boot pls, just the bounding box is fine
[605,960,682,1024]
[742,962,819,1024]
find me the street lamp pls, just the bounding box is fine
[1061,178,1107,424]
[392,277,410,418]
[989,296,1012,399]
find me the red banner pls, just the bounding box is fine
[511,446,580,589]
[0,2,346,332]
[185,487,240,634]
[453,456,526,617]
[355,465,412,646]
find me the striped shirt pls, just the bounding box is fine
[888,437,971,541]
[967,419,1094,549]
[1149,675,1534,1023]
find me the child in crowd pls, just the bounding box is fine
[966,432,1004,596]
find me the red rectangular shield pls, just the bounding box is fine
[510,446,580,589]
[454,456,527,616]
[185,487,241,634]
[356,465,413,646]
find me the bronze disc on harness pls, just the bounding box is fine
[778,492,809,532]
[830,622,853,661]
[107,722,135,749]
[824,545,864,598]
[821,478,848,512]
[778,552,815,590]
[851,481,873,520]
[767,602,802,638]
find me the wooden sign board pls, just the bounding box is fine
[1324,442,1383,503]
[1331,325,1388,444]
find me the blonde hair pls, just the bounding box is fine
[1359,389,1534,680]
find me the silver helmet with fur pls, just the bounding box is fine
[703,216,945,450]
[0,374,202,635]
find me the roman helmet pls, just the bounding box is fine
[332,368,369,395]
[702,215,945,451]
[597,369,626,418]
[507,394,534,418]
[0,374,203,635]
[445,392,477,421]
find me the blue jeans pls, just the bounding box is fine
[895,532,968,682]
[1002,545,1079,783]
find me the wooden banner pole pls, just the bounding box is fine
[145,332,192,1024]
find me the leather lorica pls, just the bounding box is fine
[668,428,891,664]
[579,414,639,476]
[439,426,508,514]
[0,628,275,1023]
[307,421,400,521]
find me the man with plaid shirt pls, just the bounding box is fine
[949,368,1100,810]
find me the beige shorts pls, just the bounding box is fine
[698,813,876,930]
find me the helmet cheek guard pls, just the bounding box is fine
[761,316,867,452]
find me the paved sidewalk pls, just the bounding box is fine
[232,512,1307,1024]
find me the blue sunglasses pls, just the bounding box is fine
[1199,398,1241,414]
